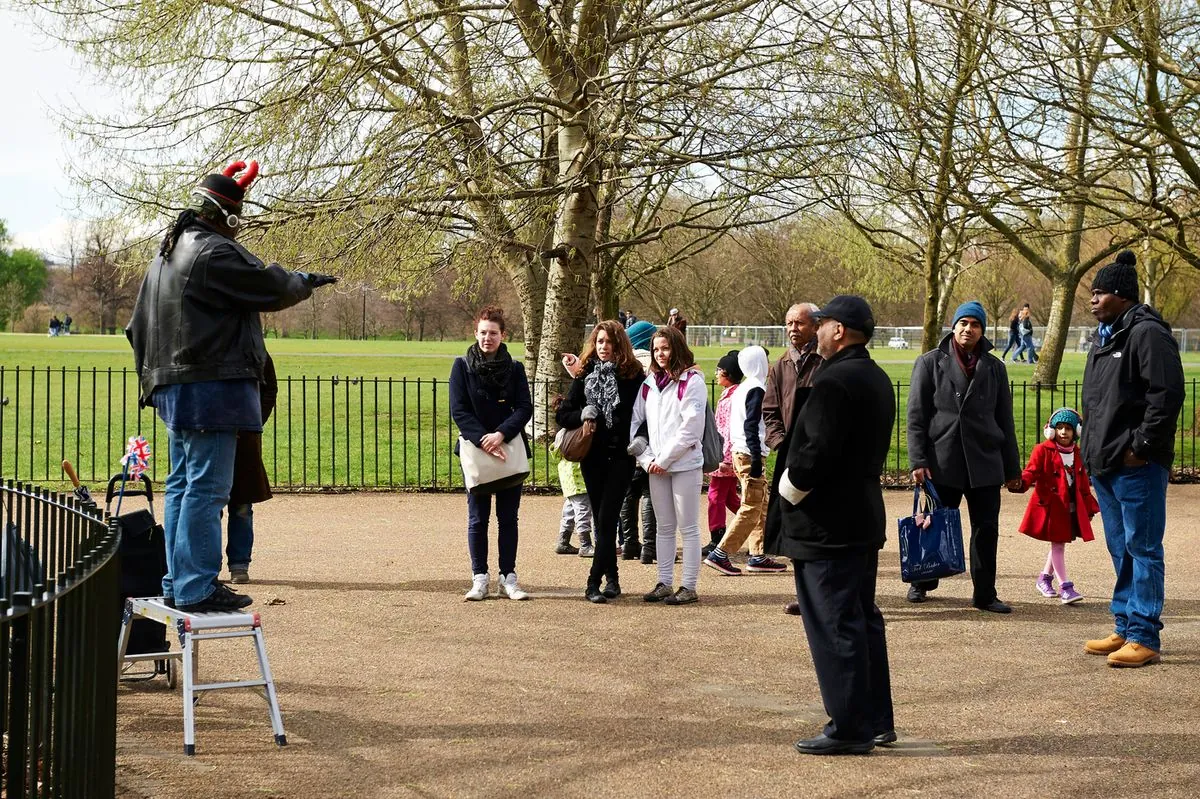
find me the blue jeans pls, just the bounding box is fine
[1092,463,1169,650]
[162,429,237,605]
[466,485,521,576]
[226,503,254,569]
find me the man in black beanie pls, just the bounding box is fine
[127,160,338,613]
[1081,249,1184,667]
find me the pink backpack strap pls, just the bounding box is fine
[676,369,698,400]
[641,383,650,401]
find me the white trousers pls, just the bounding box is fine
[649,468,702,590]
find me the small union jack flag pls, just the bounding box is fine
[122,435,152,482]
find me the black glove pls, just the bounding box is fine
[305,272,338,288]
[750,457,763,479]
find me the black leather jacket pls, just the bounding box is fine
[126,224,312,404]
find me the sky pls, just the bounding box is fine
[0,7,111,258]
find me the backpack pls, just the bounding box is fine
[701,402,722,473]
[642,374,722,472]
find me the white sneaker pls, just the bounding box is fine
[499,572,529,601]
[464,573,489,601]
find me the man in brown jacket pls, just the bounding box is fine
[764,303,823,451]
[763,302,822,616]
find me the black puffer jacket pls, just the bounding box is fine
[1081,304,1184,476]
[126,224,312,404]
[907,334,1020,489]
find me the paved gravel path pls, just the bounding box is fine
[116,488,1200,798]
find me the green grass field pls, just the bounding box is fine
[2,333,1199,491]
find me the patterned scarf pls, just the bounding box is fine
[584,360,620,428]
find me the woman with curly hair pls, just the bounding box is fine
[556,320,646,603]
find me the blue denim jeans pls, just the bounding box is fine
[1091,462,1169,650]
[162,429,237,605]
[226,503,254,569]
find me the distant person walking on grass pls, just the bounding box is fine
[450,305,534,602]
[667,308,688,337]
[1001,308,1021,361]
[1081,251,1184,668]
[704,346,789,576]
[1008,407,1099,606]
[1011,306,1038,364]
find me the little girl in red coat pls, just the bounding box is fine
[1010,407,1100,604]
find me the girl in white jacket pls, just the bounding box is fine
[629,326,706,605]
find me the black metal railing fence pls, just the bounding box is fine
[1,366,1198,490]
[1,480,121,798]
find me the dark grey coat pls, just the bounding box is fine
[907,334,1021,489]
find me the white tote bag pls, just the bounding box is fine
[457,436,530,495]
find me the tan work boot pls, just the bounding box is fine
[1107,642,1161,668]
[1084,633,1126,655]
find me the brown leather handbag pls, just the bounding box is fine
[558,420,596,462]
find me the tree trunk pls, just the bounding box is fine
[501,246,545,381]
[1032,275,1076,386]
[532,123,599,440]
[921,253,942,353]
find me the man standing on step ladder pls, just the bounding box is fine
[127,160,337,613]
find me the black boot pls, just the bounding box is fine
[640,542,656,564]
[702,527,725,558]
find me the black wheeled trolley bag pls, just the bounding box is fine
[108,473,173,683]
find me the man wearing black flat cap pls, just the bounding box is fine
[1081,250,1183,668]
[127,160,338,614]
[771,295,897,755]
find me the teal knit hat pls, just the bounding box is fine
[952,300,987,329]
[1044,407,1082,439]
[627,320,656,350]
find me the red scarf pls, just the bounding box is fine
[952,339,980,380]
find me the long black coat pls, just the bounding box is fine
[763,345,895,561]
[229,354,277,506]
[907,334,1020,490]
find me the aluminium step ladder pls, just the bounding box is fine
[118,597,287,755]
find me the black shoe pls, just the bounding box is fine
[622,543,641,561]
[873,730,898,746]
[974,599,1012,614]
[602,579,622,599]
[783,601,801,616]
[176,584,253,614]
[640,548,656,565]
[906,585,927,603]
[162,596,175,609]
[585,587,607,604]
[702,543,716,558]
[555,542,579,555]
[794,733,874,756]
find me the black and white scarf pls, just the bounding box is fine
[584,360,620,428]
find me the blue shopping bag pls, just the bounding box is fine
[897,481,965,583]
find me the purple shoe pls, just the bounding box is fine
[1035,573,1057,598]
[1059,582,1083,605]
